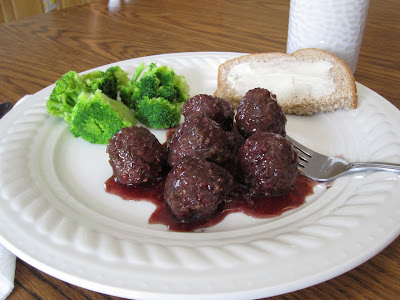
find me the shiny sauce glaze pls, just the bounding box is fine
[104,174,317,232]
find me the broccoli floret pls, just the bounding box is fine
[135,96,182,129]
[120,62,190,112]
[105,66,130,89]
[155,65,174,86]
[174,73,190,102]
[119,62,147,108]
[46,68,123,122]
[46,71,85,122]
[132,62,148,82]
[132,75,159,103]
[158,85,177,101]
[119,83,133,107]
[81,70,118,100]
[69,90,136,144]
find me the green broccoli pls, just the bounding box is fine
[135,96,182,129]
[47,63,189,140]
[105,66,130,89]
[173,72,190,102]
[120,62,190,109]
[119,62,147,108]
[119,83,133,107]
[46,68,122,122]
[83,66,131,99]
[81,69,118,100]
[154,64,190,102]
[46,71,85,122]
[118,62,189,129]
[69,90,136,144]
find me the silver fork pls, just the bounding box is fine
[287,136,400,182]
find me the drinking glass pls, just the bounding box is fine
[287,0,370,73]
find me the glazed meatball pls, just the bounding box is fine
[181,94,235,130]
[235,88,286,138]
[164,159,234,221]
[237,132,298,196]
[224,126,246,177]
[167,117,236,167]
[107,126,167,184]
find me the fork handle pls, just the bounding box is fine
[349,162,400,174]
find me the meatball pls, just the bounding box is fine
[235,88,287,138]
[167,116,236,167]
[237,132,298,196]
[224,126,246,177]
[181,94,234,130]
[107,126,167,184]
[164,159,234,221]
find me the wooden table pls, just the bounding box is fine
[1,0,399,299]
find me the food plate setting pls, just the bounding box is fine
[0,52,399,299]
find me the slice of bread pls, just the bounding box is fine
[214,48,357,115]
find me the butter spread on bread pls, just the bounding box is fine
[214,48,357,115]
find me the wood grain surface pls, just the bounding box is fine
[0,0,399,299]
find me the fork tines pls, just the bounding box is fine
[286,136,311,168]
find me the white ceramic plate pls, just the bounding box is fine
[0,52,399,299]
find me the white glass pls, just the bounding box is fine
[287,0,370,73]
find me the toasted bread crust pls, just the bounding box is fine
[214,49,358,115]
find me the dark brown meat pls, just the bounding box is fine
[237,132,298,196]
[107,126,167,184]
[167,116,236,167]
[224,125,246,177]
[235,88,287,138]
[164,159,234,221]
[181,94,234,131]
